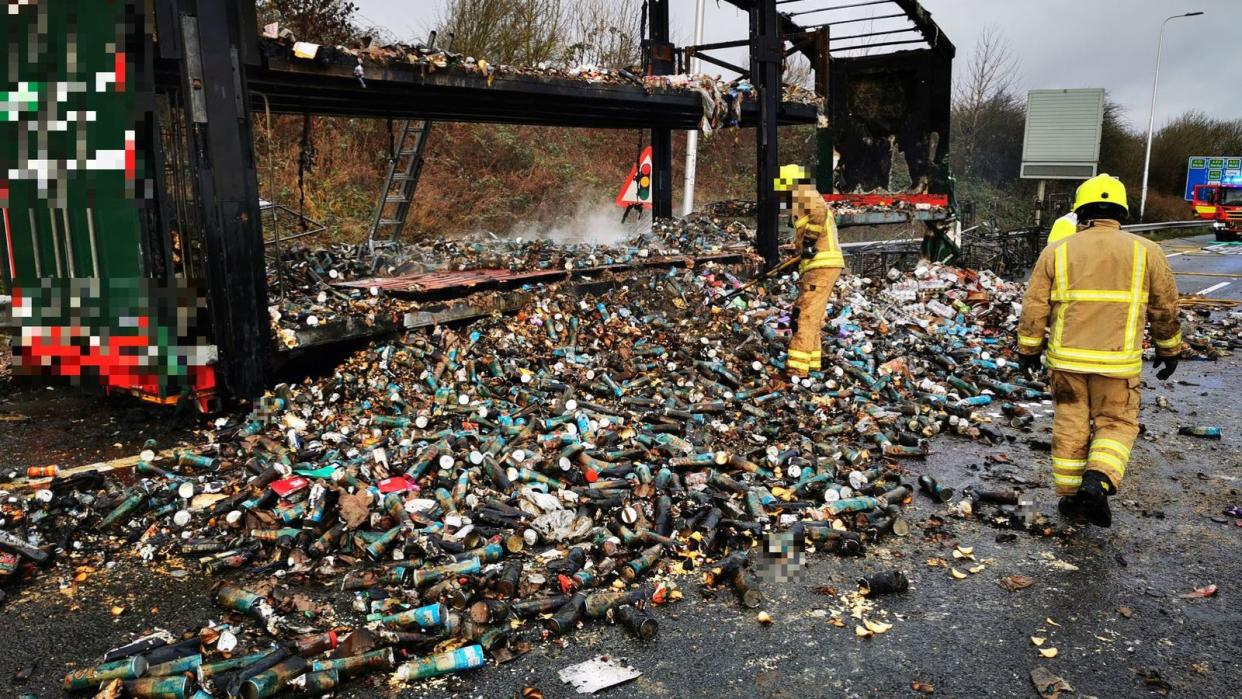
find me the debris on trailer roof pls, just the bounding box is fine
[265,213,760,348]
[258,29,820,117]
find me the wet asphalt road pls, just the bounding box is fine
[1,242,1240,698]
[1163,234,1242,301]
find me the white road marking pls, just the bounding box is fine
[1198,281,1231,295]
[1166,252,1185,258]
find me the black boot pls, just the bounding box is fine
[1057,495,1086,522]
[1076,470,1114,528]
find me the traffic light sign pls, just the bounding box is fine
[615,146,654,209]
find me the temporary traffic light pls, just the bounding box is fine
[615,146,654,209]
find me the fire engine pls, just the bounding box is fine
[1190,183,1242,242]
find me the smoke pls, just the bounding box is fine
[510,202,652,247]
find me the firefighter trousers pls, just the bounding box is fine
[787,267,841,375]
[1049,370,1140,496]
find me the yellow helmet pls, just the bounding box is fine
[774,164,810,192]
[1046,214,1078,245]
[1072,174,1128,214]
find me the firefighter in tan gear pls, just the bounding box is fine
[775,164,844,376]
[1016,174,1182,527]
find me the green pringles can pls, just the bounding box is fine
[123,675,190,699]
[63,656,148,692]
[391,645,486,682]
[240,656,308,699]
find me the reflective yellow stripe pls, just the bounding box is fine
[1053,474,1083,486]
[1090,438,1131,459]
[1124,242,1147,353]
[794,215,810,228]
[788,349,814,360]
[1088,451,1126,474]
[1092,451,1132,479]
[1049,290,1149,303]
[1017,334,1044,348]
[1051,457,1087,469]
[799,250,844,273]
[803,223,825,233]
[1052,244,1069,350]
[1155,332,1182,349]
[787,359,811,371]
[1049,346,1142,362]
[1045,357,1142,375]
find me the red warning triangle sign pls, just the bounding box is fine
[615,146,654,208]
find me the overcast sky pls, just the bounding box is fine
[350,0,1240,129]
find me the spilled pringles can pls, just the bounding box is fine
[1178,425,1222,439]
[288,669,339,693]
[372,602,445,629]
[613,604,659,640]
[858,569,909,596]
[123,675,190,699]
[64,656,148,692]
[309,647,395,677]
[391,645,486,682]
[542,593,586,636]
[917,475,954,503]
[240,656,308,699]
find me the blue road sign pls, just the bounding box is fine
[1185,155,1242,200]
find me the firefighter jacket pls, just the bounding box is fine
[794,200,844,273]
[1017,219,1182,377]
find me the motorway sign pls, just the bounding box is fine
[1185,155,1242,200]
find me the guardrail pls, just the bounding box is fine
[1121,220,1211,233]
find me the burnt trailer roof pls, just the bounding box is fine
[153,38,818,129]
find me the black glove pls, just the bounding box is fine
[1017,352,1043,377]
[1152,355,1178,381]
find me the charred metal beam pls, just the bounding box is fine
[828,27,921,42]
[890,0,955,55]
[752,0,782,268]
[831,38,928,52]
[646,0,674,219]
[787,0,890,17]
[694,52,750,77]
[813,27,832,193]
[818,12,907,26]
[173,0,270,398]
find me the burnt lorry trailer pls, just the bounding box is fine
[0,0,950,408]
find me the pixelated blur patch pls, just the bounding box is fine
[12,277,214,398]
[755,529,805,586]
[8,0,38,17]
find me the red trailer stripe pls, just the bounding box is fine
[114,51,126,92]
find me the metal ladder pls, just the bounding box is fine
[367,119,432,251]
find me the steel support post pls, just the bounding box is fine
[752,0,783,268]
[175,0,270,398]
[646,0,674,219]
[812,27,833,194]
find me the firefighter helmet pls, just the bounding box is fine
[774,164,810,192]
[1072,174,1128,214]
[1047,213,1078,245]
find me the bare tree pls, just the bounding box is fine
[256,0,360,45]
[951,25,1021,181]
[565,0,644,68]
[436,0,568,65]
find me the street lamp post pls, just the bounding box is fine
[682,0,706,216]
[1139,11,1204,221]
